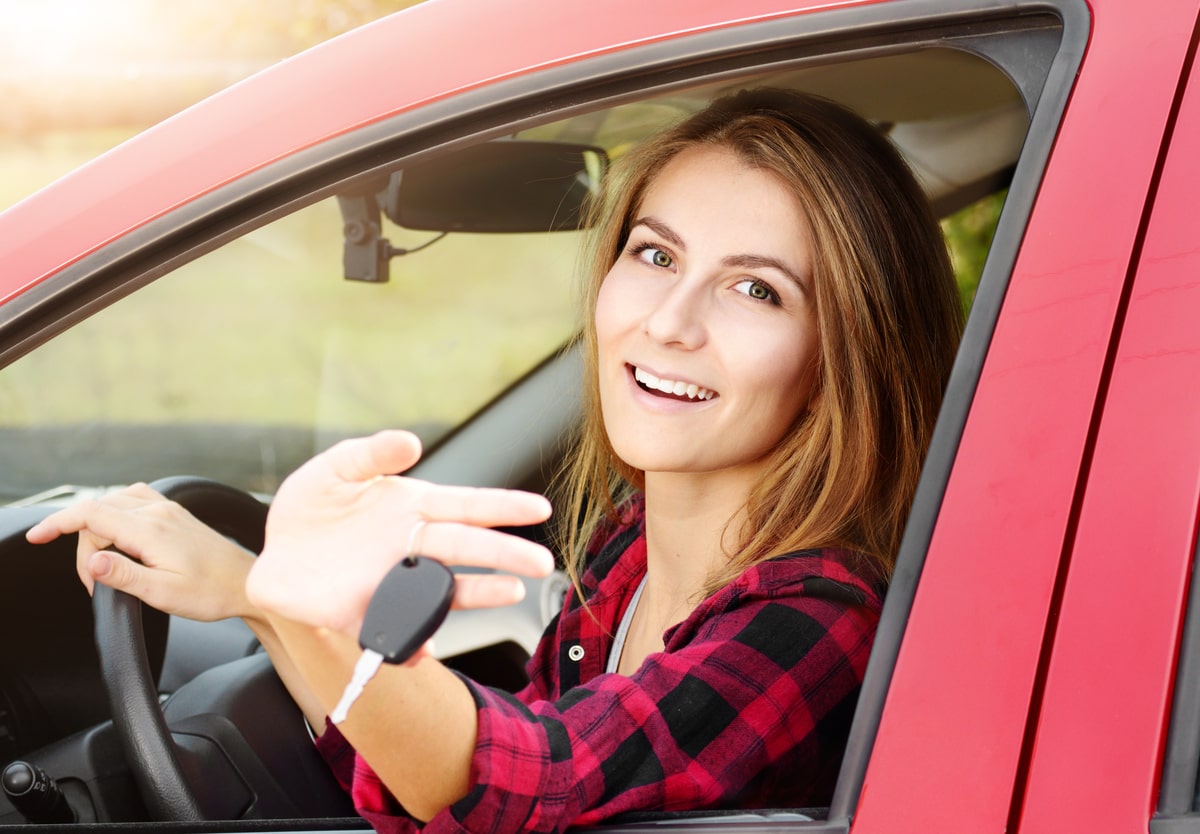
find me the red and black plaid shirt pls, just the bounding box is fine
[316,503,883,832]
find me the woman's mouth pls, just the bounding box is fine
[632,365,716,401]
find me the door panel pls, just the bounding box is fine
[1016,20,1200,834]
[853,1,1200,831]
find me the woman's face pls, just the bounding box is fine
[595,145,820,481]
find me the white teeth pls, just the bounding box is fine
[633,366,715,401]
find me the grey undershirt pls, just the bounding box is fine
[606,573,648,674]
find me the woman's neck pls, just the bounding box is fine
[639,466,755,615]
[613,468,755,674]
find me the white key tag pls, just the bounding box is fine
[330,556,455,724]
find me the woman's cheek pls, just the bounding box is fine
[594,268,635,345]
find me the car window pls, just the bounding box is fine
[0,45,1017,506]
[0,48,1012,506]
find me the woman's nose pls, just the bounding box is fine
[643,279,707,349]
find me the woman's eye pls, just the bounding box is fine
[635,246,673,269]
[734,279,779,304]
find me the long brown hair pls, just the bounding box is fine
[555,89,963,597]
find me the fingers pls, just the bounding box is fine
[29,498,171,561]
[248,430,558,634]
[26,484,168,545]
[26,507,85,543]
[74,530,111,595]
[25,485,254,621]
[412,484,552,530]
[417,522,554,578]
[27,486,173,596]
[449,573,529,610]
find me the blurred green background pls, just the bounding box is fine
[1,0,423,207]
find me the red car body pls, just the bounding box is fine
[2,0,1200,832]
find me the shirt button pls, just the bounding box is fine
[568,645,585,662]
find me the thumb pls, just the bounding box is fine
[323,430,423,483]
[88,550,144,595]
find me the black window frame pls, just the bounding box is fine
[1155,534,1200,832]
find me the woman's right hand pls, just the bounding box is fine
[24,483,260,623]
[247,430,555,636]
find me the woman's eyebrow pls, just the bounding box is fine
[630,216,685,249]
[722,254,808,292]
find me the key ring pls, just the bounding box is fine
[407,519,427,557]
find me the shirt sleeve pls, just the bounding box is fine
[313,719,356,794]
[311,611,568,834]
[314,720,423,833]
[428,582,878,833]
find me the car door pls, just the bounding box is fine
[850,1,1200,833]
[1017,28,1200,834]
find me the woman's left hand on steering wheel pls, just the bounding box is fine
[25,483,260,622]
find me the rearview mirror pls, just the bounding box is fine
[338,140,608,282]
[384,140,608,233]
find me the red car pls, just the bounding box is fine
[1,0,1199,831]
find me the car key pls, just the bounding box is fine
[330,556,455,724]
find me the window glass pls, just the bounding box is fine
[0,198,582,501]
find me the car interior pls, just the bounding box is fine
[0,6,1075,827]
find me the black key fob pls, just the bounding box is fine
[359,556,455,664]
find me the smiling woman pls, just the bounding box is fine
[10,0,1194,831]
[565,90,964,605]
[22,86,964,831]
[250,87,963,829]
[595,146,820,487]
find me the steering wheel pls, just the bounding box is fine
[91,476,350,821]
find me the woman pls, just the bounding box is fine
[27,89,963,832]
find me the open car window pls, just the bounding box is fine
[0,43,1023,506]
